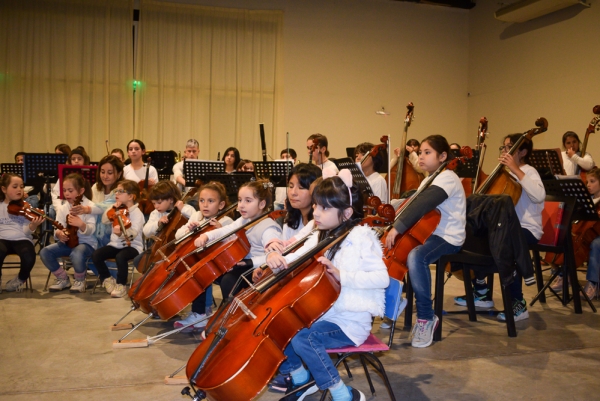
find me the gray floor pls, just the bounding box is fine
[1,256,599,401]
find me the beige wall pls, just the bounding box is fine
[168,0,470,162]
[467,1,600,173]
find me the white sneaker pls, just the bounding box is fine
[173,312,208,333]
[49,277,71,292]
[110,284,127,298]
[70,280,86,293]
[410,315,439,348]
[5,277,26,292]
[102,277,117,294]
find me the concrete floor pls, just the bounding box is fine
[1,256,599,401]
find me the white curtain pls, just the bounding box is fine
[0,0,133,163]
[135,0,284,161]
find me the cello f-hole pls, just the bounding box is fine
[252,308,272,337]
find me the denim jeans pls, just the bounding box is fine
[40,242,94,274]
[279,320,353,390]
[408,235,461,321]
[587,236,600,283]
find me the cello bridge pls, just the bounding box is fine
[234,298,256,320]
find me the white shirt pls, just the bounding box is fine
[175,212,234,240]
[0,202,35,243]
[423,169,466,246]
[366,171,388,201]
[143,204,196,238]
[316,159,338,172]
[510,164,546,240]
[561,151,595,175]
[123,164,158,183]
[102,204,145,253]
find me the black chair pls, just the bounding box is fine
[529,196,594,312]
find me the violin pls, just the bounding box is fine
[380,147,473,280]
[577,105,600,181]
[475,117,548,205]
[7,200,65,231]
[65,194,84,248]
[137,157,155,215]
[128,204,238,313]
[107,204,132,247]
[149,209,286,320]
[389,102,424,199]
[184,226,351,401]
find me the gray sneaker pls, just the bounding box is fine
[49,277,71,292]
[102,277,117,294]
[410,315,439,348]
[5,277,26,292]
[110,283,127,298]
[70,279,86,293]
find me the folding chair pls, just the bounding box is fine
[43,256,95,291]
[319,278,405,401]
[1,254,34,293]
[91,258,136,294]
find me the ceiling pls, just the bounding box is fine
[395,0,477,9]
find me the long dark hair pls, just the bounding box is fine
[222,147,241,169]
[312,174,363,260]
[285,163,322,230]
[421,135,452,161]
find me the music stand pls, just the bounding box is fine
[23,153,68,249]
[183,160,225,187]
[332,157,374,200]
[147,150,177,181]
[201,172,255,205]
[1,163,23,175]
[530,149,565,179]
[538,177,599,312]
[253,161,294,187]
[58,165,98,198]
[451,149,480,179]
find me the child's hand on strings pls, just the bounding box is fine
[385,227,399,249]
[266,252,288,270]
[194,234,208,248]
[209,218,222,228]
[318,256,339,281]
[159,216,169,225]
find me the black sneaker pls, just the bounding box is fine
[349,387,366,401]
[497,298,529,322]
[268,373,291,393]
[280,379,318,401]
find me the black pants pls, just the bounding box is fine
[92,246,139,285]
[0,239,36,281]
[215,265,251,305]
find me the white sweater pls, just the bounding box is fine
[143,204,196,238]
[54,197,98,249]
[101,204,145,253]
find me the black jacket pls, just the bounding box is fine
[462,194,535,287]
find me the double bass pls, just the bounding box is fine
[475,117,548,204]
[470,117,490,194]
[184,226,351,401]
[380,147,473,280]
[389,102,424,199]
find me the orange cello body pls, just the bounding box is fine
[150,231,250,320]
[476,169,522,205]
[389,158,424,198]
[545,208,600,268]
[381,209,440,281]
[136,207,188,273]
[185,231,347,401]
[128,224,218,314]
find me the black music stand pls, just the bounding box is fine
[183,160,225,187]
[147,150,177,181]
[332,157,374,200]
[201,172,255,205]
[529,148,565,179]
[23,153,68,249]
[451,149,480,179]
[1,163,23,175]
[253,161,293,187]
[535,178,599,312]
[58,164,98,198]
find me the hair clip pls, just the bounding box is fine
[263,182,274,189]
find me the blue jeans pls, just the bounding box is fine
[587,236,600,284]
[40,242,94,274]
[408,235,461,321]
[279,321,353,390]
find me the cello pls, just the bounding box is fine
[389,102,424,199]
[577,105,600,181]
[380,147,473,280]
[184,226,351,401]
[475,117,548,205]
[359,136,389,211]
[137,157,155,215]
[470,117,490,195]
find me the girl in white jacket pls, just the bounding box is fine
[260,169,389,401]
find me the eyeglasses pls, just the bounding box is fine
[115,189,129,194]
[499,144,513,152]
